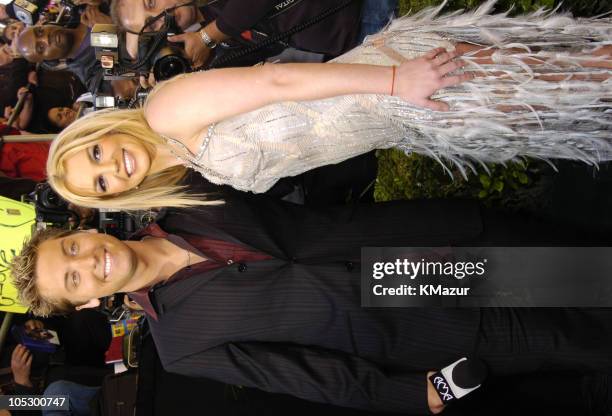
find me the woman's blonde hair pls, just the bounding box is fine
[47,107,221,210]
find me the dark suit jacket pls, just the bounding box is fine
[145,196,485,414]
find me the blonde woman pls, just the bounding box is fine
[48,1,612,210]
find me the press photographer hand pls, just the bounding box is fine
[140,33,212,88]
[168,32,211,69]
[394,47,473,111]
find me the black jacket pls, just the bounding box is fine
[146,196,484,414]
[203,0,363,57]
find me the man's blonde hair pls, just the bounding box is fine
[48,107,222,210]
[10,228,79,317]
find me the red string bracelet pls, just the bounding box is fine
[390,66,396,96]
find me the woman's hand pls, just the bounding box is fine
[146,53,472,139]
[395,48,473,111]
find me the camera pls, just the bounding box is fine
[12,0,81,27]
[12,0,40,25]
[97,208,159,240]
[29,182,75,226]
[53,0,84,28]
[28,183,158,239]
[91,18,190,83]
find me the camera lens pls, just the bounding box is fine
[38,184,68,209]
[153,46,189,81]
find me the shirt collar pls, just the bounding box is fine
[128,223,207,320]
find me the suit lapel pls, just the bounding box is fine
[152,265,228,317]
[160,206,288,259]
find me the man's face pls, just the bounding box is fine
[119,0,197,33]
[35,231,138,306]
[0,5,8,20]
[5,21,25,42]
[17,25,75,63]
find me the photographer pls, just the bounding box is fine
[111,0,363,70]
[16,21,110,93]
[2,19,26,43]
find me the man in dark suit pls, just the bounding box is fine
[12,194,612,414]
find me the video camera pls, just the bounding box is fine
[52,0,86,28]
[28,182,158,240]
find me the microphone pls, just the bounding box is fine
[429,357,487,404]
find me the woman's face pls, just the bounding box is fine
[48,107,77,129]
[62,133,152,197]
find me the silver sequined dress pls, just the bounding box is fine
[165,0,612,193]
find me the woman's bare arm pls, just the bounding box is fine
[145,48,471,142]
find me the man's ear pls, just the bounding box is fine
[75,298,100,310]
[82,228,98,234]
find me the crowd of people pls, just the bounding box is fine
[2,0,612,414]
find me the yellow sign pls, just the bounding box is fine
[0,196,35,313]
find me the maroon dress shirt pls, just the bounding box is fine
[129,223,271,320]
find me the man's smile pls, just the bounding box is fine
[103,248,112,280]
